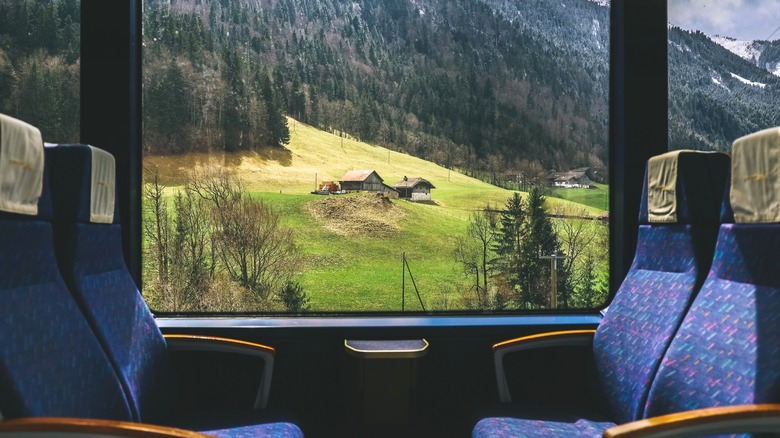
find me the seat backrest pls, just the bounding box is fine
[0,115,133,420]
[592,150,730,424]
[45,144,177,423]
[645,127,780,417]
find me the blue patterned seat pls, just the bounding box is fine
[640,127,780,424]
[473,150,730,437]
[0,115,133,421]
[45,144,303,437]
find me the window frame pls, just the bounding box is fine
[80,0,669,321]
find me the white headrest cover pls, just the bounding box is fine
[647,150,686,223]
[0,114,44,216]
[731,126,780,223]
[89,146,115,224]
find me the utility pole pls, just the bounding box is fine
[540,252,567,309]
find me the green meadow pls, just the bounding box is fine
[144,118,607,312]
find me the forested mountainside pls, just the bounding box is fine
[669,26,780,151]
[141,0,610,178]
[0,0,80,143]
[4,1,780,174]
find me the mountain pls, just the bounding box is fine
[668,26,780,151]
[710,35,780,77]
[142,0,611,178]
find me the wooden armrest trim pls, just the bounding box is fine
[604,404,780,438]
[493,329,597,350]
[0,417,210,437]
[163,334,275,356]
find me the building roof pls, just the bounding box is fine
[547,171,588,182]
[339,170,382,182]
[392,177,436,190]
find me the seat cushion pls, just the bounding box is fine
[471,405,615,438]
[163,409,304,438]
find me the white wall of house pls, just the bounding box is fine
[411,188,431,201]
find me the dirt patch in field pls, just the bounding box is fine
[307,193,405,237]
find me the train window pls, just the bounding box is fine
[140,0,611,314]
[668,0,780,151]
[0,0,81,143]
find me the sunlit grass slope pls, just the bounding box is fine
[143,118,606,311]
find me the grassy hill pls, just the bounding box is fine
[143,118,606,312]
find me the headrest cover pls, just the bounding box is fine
[647,150,684,223]
[730,126,780,223]
[0,114,44,216]
[89,145,116,224]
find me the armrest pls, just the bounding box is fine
[0,417,209,437]
[494,329,596,402]
[603,404,780,438]
[163,334,275,409]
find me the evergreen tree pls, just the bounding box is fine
[259,70,290,147]
[145,58,192,152]
[520,186,561,308]
[492,193,526,302]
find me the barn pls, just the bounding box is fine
[546,170,591,188]
[392,176,436,201]
[338,170,398,197]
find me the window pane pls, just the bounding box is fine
[668,0,780,151]
[142,0,610,313]
[0,0,81,142]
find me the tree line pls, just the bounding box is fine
[0,0,80,143]
[143,167,309,312]
[142,0,610,175]
[454,188,608,310]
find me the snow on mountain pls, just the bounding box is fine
[711,35,762,61]
[588,0,609,6]
[730,72,767,88]
[710,34,780,77]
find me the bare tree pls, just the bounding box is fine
[143,168,171,309]
[453,209,498,308]
[170,189,214,311]
[552,205,607,308]
[187,167,304,309]
[212,194,300,306]
[187,166,243,211]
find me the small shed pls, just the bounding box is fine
[392,176,436,201]
[338,170,398,197]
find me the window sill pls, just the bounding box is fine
[156,313,602,330]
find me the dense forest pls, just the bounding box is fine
[140,0,611,180]
[2,1,780,176]
[0,0,81,143]
[668,27,780,151]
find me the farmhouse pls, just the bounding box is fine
[546,170,591,188]
[338,170,398,197]
[392,176,436,201]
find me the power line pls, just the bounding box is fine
[767,24,780,41]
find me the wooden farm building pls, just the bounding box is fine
[338,170,398,197]
[546,170,591,188]
[392,176,436,201]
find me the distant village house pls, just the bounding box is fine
[547,170,591,188]
[338,170,398,198]
[392,176,436,201]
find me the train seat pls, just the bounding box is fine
[609,126,780,436]
[0,114,135,421]
[472,150,730,437]
[43,144,303,437]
